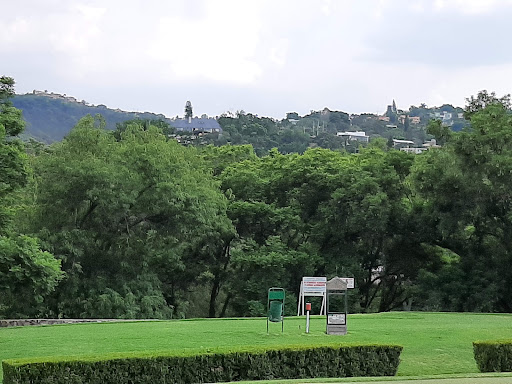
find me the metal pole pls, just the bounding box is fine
[306,302,311,333]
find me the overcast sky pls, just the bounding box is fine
[3,0,512,118]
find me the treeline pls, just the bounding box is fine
[2,77,512,319]
[14,91,466,154]
[208,108,427,155]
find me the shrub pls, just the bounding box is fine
[3,343,402,383]
[473,340,512,372]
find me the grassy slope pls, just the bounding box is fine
[1,312,512,382]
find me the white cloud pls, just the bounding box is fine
[146,0,267,84]
[2,0,512,118]
[321,0,333,16]
[1,18,30,46]
[434,0,512,13]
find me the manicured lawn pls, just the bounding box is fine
[1,312,512,383]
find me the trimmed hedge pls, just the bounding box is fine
[474,340,512,372]
[3,343,402,383]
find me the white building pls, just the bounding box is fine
[392,139,415,148]
[337,131,369,143]
[401,147,428,154]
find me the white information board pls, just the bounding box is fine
[297,277,327,316]
[327,313,346,325]
[302,277,327,295]
[340,277,355,289]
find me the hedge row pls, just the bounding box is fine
[3,343,402,383]
[474,340,512,372]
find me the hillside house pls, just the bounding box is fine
[395,138,440,154]
[337,131,369,143]
[171,117,222,133]
[392,139,415,149]
[401,147,427,154]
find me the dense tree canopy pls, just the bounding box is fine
[4,81,512,319]
[26,117,233,318]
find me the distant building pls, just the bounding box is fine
[392,139,415,149]
[409,116,421,124]
[337,131,369,143]
[422,139,440,148]
[395,138,440,154]
[401,147,427,154]
[171,117,222,133]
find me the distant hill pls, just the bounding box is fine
[12,92,172,143]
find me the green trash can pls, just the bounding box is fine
[269,300,283,322]
[267,287,285,333]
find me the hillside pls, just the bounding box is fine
[12,92,171,143]
[12,92,469,151]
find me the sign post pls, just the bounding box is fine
[305,302,311,333]
[325,276,354,335]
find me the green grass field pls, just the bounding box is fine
[1,312,512,383]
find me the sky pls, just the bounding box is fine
[3,0,512,119]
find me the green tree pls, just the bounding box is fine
[30,116,232,318]
[114,118,174,140]
[464,90,510,120]
[0,76,63,318]
[286,112,300,120]
[185,101,193,119]
[219,147,425,313]
[410,92,512,312]
[0,235,63,317]
[427,119,452,145]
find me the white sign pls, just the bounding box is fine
[297,277,327,315]
[328,313,346,325]
[302,277,327,295]
[340,277,355,289]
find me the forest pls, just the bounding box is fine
[2,75,512,319]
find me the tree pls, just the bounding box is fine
[114,118,174,140]
[185,101,193,119]
[286,112,300,120]
[30,116,232,318]
[410,92,512,312]
[464,90,510,120]
[0,76,16,104]
[218,146,427,314]
[217,112,279,155]
[0,76,63,318]
[0,235,63,317]
[427,119,452,145]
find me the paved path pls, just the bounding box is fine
[251,374,512,384]
[332,377,512,384]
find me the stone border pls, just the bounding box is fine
[0,319,155,328]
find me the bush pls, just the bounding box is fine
[473,340,512,372]
[3,343,402,383]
